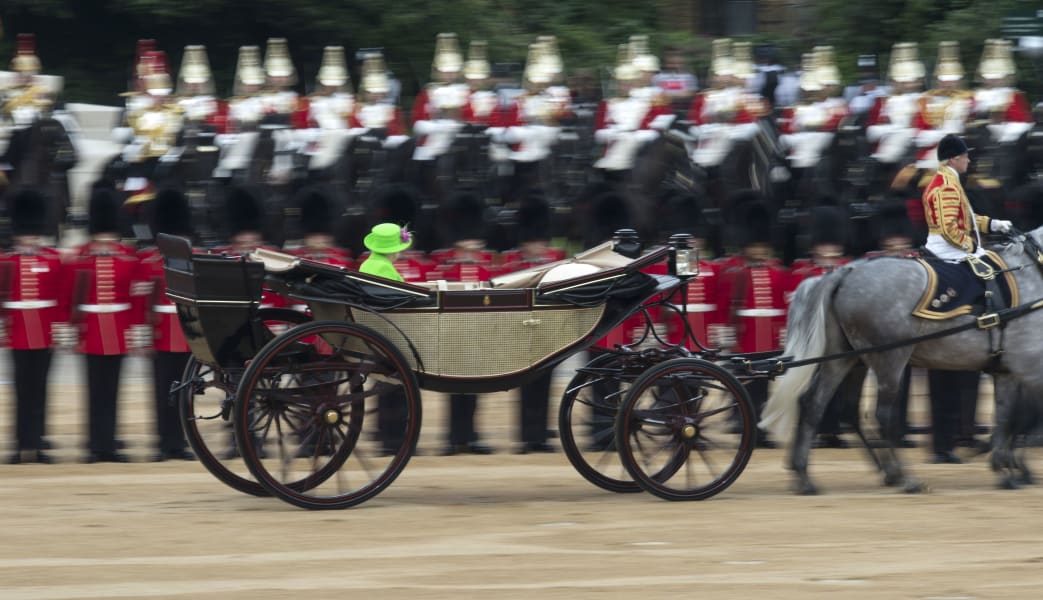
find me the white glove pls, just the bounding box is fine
[990,219,1013,233]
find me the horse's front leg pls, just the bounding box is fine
[990,377,1023,489]
[875,374,926,493]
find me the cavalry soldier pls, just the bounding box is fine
[175,45,221,133]
[120,50,182,209]
[592,39,673,174]
[913,42,973,173]
[717,195,788,447]
[69,185,145,463]
[138,188,195,461]
[307,46,355,132]
[866,42,926,169]
[499,38,572,165]
[1,33,78,240]
[972,38,1033,146]
[349,51,409,152]
[687,39,764,172]
[260,38,305,128]
[1,188,69,464]
[411,33,469,161]
[461,41,500,127]
[778,48,849,201]
[226,46,268,134]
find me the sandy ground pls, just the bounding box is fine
[1,352,1040,600]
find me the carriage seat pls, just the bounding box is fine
[489,242,635,290]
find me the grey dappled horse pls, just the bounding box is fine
[761,227,1043,495]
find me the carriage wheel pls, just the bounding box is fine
[178,308,311,497]
[234,320,421,510]
[558,352,643,493]
[616,358,755,501]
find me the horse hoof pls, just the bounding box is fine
[902,479,928,494]
[1018,473,1035,486]
[1000,477,1022,490]
[883,472,902,487]
[793,480,819,496]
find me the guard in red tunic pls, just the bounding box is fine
[1,189,69,463]
[69,185,144,462]
[499,193,563,453]
[718,197,788,447]
[787,204,858,447]
[215,186,285,309]
[139,188,195,461]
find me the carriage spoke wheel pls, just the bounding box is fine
[234,320,421,510]
[558,352,646,493]
[178,308,310,497]
[616,358,755,501]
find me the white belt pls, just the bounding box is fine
[151,305,178,314]
[78,303,132,313]
[736,308,785,317]
[3,300,58,310]
[670,303,717,313]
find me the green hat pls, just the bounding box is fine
[364,222,412,254]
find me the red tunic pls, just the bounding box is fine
[138,247,190,353]
[0,246,69,349]
[718,258,789,353]
[69,241,146,355]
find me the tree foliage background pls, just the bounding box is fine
[0,0,1040,105]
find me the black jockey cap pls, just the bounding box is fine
[660,191,704,240]
[88,184,123,235]
[297,185,336,236]
[937,134,972,161]
[225,185,265,236]
[516,191,552,243]
[9,187,48,236]
[151,187,193,237]
[446,191,487,244]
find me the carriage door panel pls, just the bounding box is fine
[437,290,533,378]
[529,305,606,367]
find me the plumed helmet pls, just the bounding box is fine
[432,33,463,76]
[88,184,123,235]
[11,33,42,74]
[463,40,491,82]
[9,187,48,236]
[317,46,351,91]
[224,186,265,236]
[934,41,964,83]
[888,42,925,83]
[937,134,971,161]
[297,186,335,235]
[360,52,390,95]
[234,46,266,96]
[516,192,552,243]
[151,187,193,237]
[176,45,215,96]
[263,37,297,85]
[143,50,173,96]
[447,191,487,243]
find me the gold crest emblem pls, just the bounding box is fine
[483,295,490,306]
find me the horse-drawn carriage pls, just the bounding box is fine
[160,232,758,509]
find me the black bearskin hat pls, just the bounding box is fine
[447,191,487,244]
[737,199,775,247]
[873,200,914,248]
[373,183,420,226]
[151,187,193,237]
[516,192,552,243]
[585,191,631,248]
[224,186,265,236]
[808,204,849,248]
[9,187,48,236]
[297,186,335,235]
[660,191,704,239]
[88,184,122,235]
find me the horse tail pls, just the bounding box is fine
[760,266,846,444]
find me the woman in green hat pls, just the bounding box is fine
[359,222,412,281]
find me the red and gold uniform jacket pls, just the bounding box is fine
[68,240,146,355]
[0,245,69,349]
[922,166,992,253]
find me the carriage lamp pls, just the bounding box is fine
[669,234,699,277]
